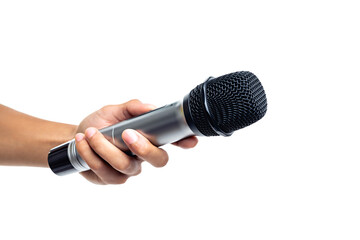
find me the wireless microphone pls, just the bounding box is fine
[48,71,267,175]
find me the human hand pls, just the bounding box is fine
[74,99,198,185]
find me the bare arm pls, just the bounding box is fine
[0,104,77,167]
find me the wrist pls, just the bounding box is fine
[42,123,78,168]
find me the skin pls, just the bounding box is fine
[0,100,198,185]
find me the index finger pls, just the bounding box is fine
[106,99,156,122]
[123,99,157,117]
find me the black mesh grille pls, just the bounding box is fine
[188,71,267,136]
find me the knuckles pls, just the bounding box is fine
[85,130,106,152]
[126,99,142,105]
[132,166,142,176]
[131,140,169,168]
[117,176,129,184]
[104,176,129,185]
[99,104,115,113]
[113,158,132,172]
[88,160,106,172]
[153,153,169,168]
[134,142,151,158]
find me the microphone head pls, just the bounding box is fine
[185,71,267,136]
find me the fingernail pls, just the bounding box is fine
[85,127,97,138]
[123,129,138,145]
[75,133,84,142]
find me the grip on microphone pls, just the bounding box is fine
[48,71,267,176]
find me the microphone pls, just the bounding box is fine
[48,71,267,176]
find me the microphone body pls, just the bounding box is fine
[48,71,267,176]
[49,99,198,175]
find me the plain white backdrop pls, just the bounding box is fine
[0,0,359,239]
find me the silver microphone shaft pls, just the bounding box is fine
[49,100,197,175]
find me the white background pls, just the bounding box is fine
[0,0,359,239]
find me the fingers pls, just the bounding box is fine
[76,127,170,185]
[79,171,107,185]
[122,129,169,168]
[75,131,139,185]
[123,99,157,117]
[172,136,198,149]
[101,99,156,122]
[84,127,142,175]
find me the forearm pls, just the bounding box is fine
[0,105,77,167]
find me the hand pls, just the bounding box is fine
[74,99,198,185]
